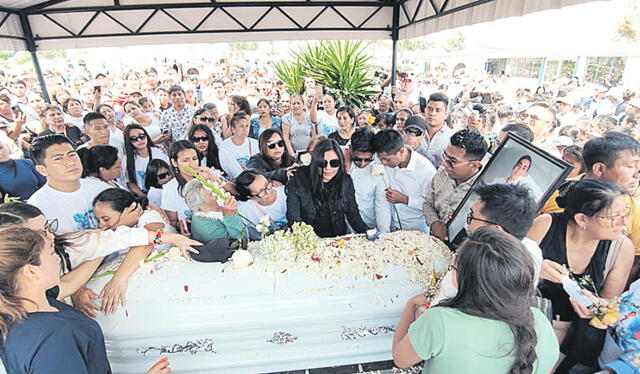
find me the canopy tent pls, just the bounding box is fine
[0,0,602,100]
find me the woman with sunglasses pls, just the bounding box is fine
[236,170,288,240]
[191,108,222,143]
[328,106,357,147]
[123,100,167,146]
[392,227,558,374]
[188,124,241,179]
[144,159,172,207]
[0,227,173,374]
[247,128,295,184]
[528,179,634,370]
[249,98,282,140]
[286,138,368,238]
[123,123,169,197]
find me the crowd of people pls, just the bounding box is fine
[0,57,638,374]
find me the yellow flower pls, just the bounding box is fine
[336,240,346,247]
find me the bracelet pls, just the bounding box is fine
[153,229,164,246]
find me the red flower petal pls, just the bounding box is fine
[184,285,189,292]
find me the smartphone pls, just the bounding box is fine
[276,102,281,111]
[94,85,101,93]
[11,105,22,116]
[419,97,427,112]
[162,129,170,135]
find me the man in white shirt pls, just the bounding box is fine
[432,183,542,305]
[77,112,124,157]
[371,129,436,232]
[27,134,110,234]
[347,129,392,233]
[203,79,228,116]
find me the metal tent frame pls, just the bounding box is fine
[0,0,596,102]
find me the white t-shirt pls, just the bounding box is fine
[66,226,149,269]
[431,237,543,306]
[219,137,258,169]
[317,110,338,137]
[237,186,288,240]
[147,187,163,207]
[161,178,191,222]
[203,149,244,180]
[123,147,169,192]
[64,113,86,131]
[27,178,111,234]
[124,116,162,140]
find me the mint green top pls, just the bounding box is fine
[191,213,244,243]
[408,307,558,374]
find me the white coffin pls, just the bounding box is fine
[87,231,451,374]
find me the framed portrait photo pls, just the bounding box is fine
[446,133,574,245]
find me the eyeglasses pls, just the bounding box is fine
[44,218,58,235]
[404,128,423,137]
[252,181,273,198]
[157,172,170,179]
[316,159,341,168]
[196,116,214,123]
[441,152,477,168]
[351,156,374,163]
[466,209,507,232]
[191,136,210,143]
[267,140,285,149]
[129,134,146,142]
[597,209,631,227]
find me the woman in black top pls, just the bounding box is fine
[328,107,356,147]
[286,138,368,237]
[247,128,294,184]
[528,179,634,369]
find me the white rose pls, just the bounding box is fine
[371,164,385,176]
[299,153,312,166]
[166,246,182,259]
[231,250,254,269]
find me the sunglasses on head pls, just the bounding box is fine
[157,172,170,179]
[316,159,341,168]
[196,116,214,123]
[129,134,146,142]
[351,156,374,163]
[404,128,423,137]
[191,136,210,143]
[267,140,285,149]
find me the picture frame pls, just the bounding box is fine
[446,133,574,245]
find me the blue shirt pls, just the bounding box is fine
[0,159,45,200]
[0,294,111,374]
[249,116,282,140]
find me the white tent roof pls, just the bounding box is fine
[0,0,604,51]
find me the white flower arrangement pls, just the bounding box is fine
[248,223,452,294]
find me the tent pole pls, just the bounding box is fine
[390,2,400,87]
[18,12,50,103]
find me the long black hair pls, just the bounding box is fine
[93,188,149,212]
[439,227,537,374]
[123,123,154,185]
[188,124,223,171]
[309,138,346,201]
[144,158,171,191]
[258,128,294,169]
[235,169,260,202]
[169,140,200,195]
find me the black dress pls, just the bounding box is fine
[538,212,611,369]
[328,130,350,147]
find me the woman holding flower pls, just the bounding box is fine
[286,138,368,238]
[528,179,634,369]
[183,179,244,243]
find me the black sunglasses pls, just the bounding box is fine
[404,128,424,137]
[129,134,146,142]
[316,159,341,168]
[196,116,214,123]
[157,172,170,179]
[267,140,285,149]
[352,156,374,163]
[191,136,210,143]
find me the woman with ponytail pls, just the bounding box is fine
[0,227,172,373]
[392,227,559,374]
[528,179,634,370]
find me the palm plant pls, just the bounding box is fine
[275,40,377,108]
